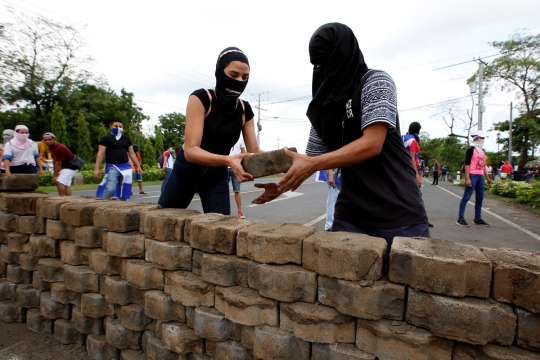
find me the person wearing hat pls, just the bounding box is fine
[2,125,43,175]
[456,130,492,227]
[42,132,78,196]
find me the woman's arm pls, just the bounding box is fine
[183,95,252,181]
[242,118,263,154]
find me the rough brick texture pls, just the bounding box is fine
[141,208,200,241]
[189,213,252,254]
[241,147,297,178]
[0,174,39,191]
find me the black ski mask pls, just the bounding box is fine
[215,47,250,113]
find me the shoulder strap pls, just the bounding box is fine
[239,99,246,127]
[204,89,212,118]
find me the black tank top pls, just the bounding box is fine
[191,89,254,156]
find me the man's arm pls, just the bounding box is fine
[94,145,106,178]
[327,169,335,188]
[409,150,421,187]
[52,160,62,182]
[128,146,141,173]
[161,152,168,171]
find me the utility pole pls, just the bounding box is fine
[277,138,280,149]
[509,102,513,164]
[477,61,485,130]
[257,93,261,145]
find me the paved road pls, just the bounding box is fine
[60,176,540,252]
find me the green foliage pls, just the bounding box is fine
[418,133,467,172]
[51,103,70,147]
[155,126,164,154]
[76,112,93,161]
[158,112,186,146]
[490,180,530,198]
[38,166,163,187]
[143,139,157,167]
[516,180,540,206]
[140,168,164,181]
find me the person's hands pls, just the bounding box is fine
[329,179,336,188]
[228,152,254,182]
[137,168,142,175]
[52,176,58,183]
[416,174,422,187]
[487,178,493,185]
[38,168,44,177]
[161,168,165,173]
[93,169,100,179]
[465,178,472,187]
[277,148,317,193]
[252,183,283,205]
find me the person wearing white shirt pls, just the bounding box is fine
[229,137,246,218]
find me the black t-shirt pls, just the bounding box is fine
[191,89,254,156]
[98,134,132,164]
[334,71,428,229]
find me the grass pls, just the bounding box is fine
[37,180,164,193]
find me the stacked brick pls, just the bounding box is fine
[0,184,539,359]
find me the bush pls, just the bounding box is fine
[516,181,540,206]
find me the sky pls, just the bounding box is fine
[1,0,539,154]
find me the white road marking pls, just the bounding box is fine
[247,191,304,208]
[303,214,326,227]
[432,181,540,242]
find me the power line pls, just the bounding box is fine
[399,96,471,112]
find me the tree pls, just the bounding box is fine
[76,112,93,161]
[143,139,157,167]
[434,96,477,147]
[475,30,540,170]
[418,132,467,172]
[155,126,164,154]
[51,102,70,147]
[493,109,540,166]
[158,112,186,146]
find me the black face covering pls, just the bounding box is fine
[215,47,250,113]
[306,23,369,151]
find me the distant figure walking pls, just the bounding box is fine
[432,158,440,185]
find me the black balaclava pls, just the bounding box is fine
[215,47,250,113]
[407,122,421,143]
[306,23,369,151]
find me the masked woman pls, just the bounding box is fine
[2,125,43,175]
[0,129,14,173]
[158,47,262,214]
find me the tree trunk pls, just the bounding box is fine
[518,130,529,171]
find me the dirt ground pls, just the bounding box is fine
[0,321,90,360]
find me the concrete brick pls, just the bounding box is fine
[0,191,49,215]
[241,148,297,178]
[121,349,147,360]
[40,292,71,319]
[0,300,27,322]
[515,307,540,351]
[318,275,405,320]
[64,264,100,293]
[94,203,159,232]
[116,304,153,331]
[194,307,242,342]
[280,302,355,344]
[0,229,8,244]
[81,293,115,318]
[0,279,17,300]
[201,253,251,287]
[0,174,39,191]
[187,354,212,360]
[205,340,217,357]
[54,318,86,345]
[46,219,72,239]
[7,232,30,252]
[215,340,253,360]
[86,334,120,360]
[37,196,87,220]
[51,282,80,305]
[32,270,51,291]
[144,290,185,322]
[107,231,145,258]
[248,263,317,302]
[253,325,309,360]
[303,231,385,281]
[88,249,122,275]
[241,326,255,350]
[15,283,41,308]
[482,247,540,313]
[26,308,54,333]
[105,317,142,350]
[19,253,40,271]
[74,226,104,248]
[37,258,65,282]
[161,322,203,355]
[142,331,179,360]
[60,241,91,265]
[215,286,278,326]
[59,199,107,227]
[28,235,59,257]
[145,238,192,270]
[0,210,18,231]
[356,318,453,360]
[100,275,142,306]
[164,271,214,307]
[238,223,315,264]
[453,343,540,360]
[189,213,252,255]
[71,305,104,335]
[0,259,5,277]
[186,306,195,328]
[192,250,203,276]
[390,237,492,298]
[312,343,376,360]
[406,288,516,345]
[141,208,200,242]
[124,259,164,290]
[7,264,32,284]
[1,243,18,263]
[18,215,46,234]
